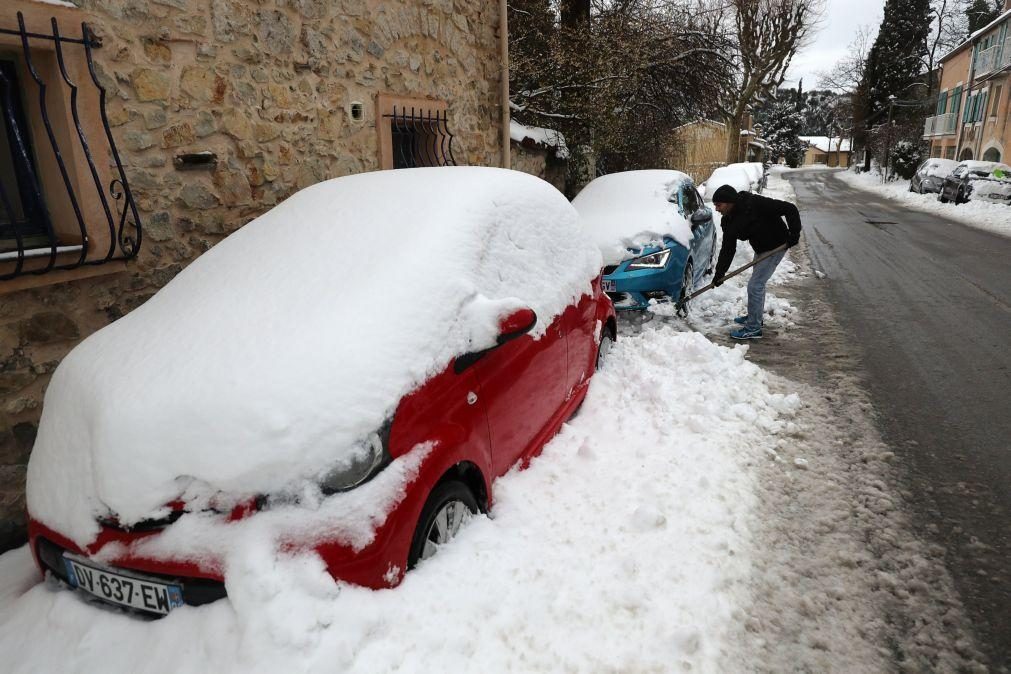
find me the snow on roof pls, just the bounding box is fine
[510,120,570,159]
[799,136,852,153]
[27,167,602,547]
[572,170,694,265]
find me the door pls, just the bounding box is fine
[471,316,568,476]
[562,290,597,396]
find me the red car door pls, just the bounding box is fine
[471,315,568,476]
[562,290,597,396]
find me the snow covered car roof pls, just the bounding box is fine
[957,160,1010,176]
[572,170,694,265]
[702,164,754,199]
[921,158,959,177]
[27,167,603,546]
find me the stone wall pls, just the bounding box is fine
[510,142,566,193]
[0,0,504,552]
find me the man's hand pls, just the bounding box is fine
[712,275,724,288]
[788,232,800,248]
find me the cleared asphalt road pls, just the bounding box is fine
[784,169,1011,670]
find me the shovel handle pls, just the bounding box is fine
[682,244,788,304]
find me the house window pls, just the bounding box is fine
[376,94,458,170]
[950,85,962,115]
[1,4,142,287]
[944,145,956,159]
[0,57,52,253]
[990,85,1002,117]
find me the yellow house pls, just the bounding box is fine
[799,136,852,167]
[924,0,1011,161]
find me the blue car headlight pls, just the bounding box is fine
[626,249,671,270]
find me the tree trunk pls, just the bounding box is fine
[724,110,744,164]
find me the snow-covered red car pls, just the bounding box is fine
[26,167,615,615]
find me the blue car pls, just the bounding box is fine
[573,170,718,311]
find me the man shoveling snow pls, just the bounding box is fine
[711,185,802,340]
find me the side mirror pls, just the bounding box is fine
[690,209,711,227]
[497,307,537,345]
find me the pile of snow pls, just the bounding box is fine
[969,177,1011,204]
[27,167,602,550]
[0,325,803,673]
[837,169,1011,238]
[701,162,765,199]
[509,120,569,159]
[572,170,693,264]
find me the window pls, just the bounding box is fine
[1,4,142,285]
[944,145,956,160]
[990,85,1002,117]
[0,57,51,253]
[950,85,963,115]
[679,182,701,214]
[976,90,989,122]
[935,90,948,115]
[376,94,458,170]
[982,147,1001,161]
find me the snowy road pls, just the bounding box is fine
[787,168,1011,669]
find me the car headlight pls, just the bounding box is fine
[319,424,392,494]
[626,248,671,270]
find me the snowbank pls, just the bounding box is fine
[27,167,602,548]
[837,169,1011,238]
[0,326,801,673]
[572,170,694,264]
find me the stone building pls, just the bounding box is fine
[0,0,508,551]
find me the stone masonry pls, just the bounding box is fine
[0,0,504,551]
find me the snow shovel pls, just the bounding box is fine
[674,244,788,317]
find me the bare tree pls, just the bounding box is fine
[509,0,736,182]
[817,24,874,92]
[923,0,967,95]
[721,0,823,163]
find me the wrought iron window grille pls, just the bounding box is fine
[0,11,141,281]
[384,106,458,169]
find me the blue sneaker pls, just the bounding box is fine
[730,326,762,340]
[734,315,763,326]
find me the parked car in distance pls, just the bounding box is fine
[909,158,959,194]
[701,162,766,198]
[572,170,717,311]
[937,160,1011,204]
[26,167,616,615]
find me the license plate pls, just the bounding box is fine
[63,554,184,615]
[602,279,616,292]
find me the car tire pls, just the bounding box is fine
[938,191,949,203]
[407,480,478,569]
[677,260,695,314]
[955,189,966,205]
[704,234,717,275]
[596,330,614,371]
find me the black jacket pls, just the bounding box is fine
[713,192,801,280]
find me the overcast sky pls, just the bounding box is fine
[783,0,885,90]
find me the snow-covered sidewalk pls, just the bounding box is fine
[0,327,799,673]
[836,169,1011,239]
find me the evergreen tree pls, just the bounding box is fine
[763,98,808,168]
[856,0,933,169]
[965,0,1001,33]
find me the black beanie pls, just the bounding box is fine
[711,185,738,203]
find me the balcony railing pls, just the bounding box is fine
[924,113,958,137]
[975,37,1011,77]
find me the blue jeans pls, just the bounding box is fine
[746,250,786,330]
